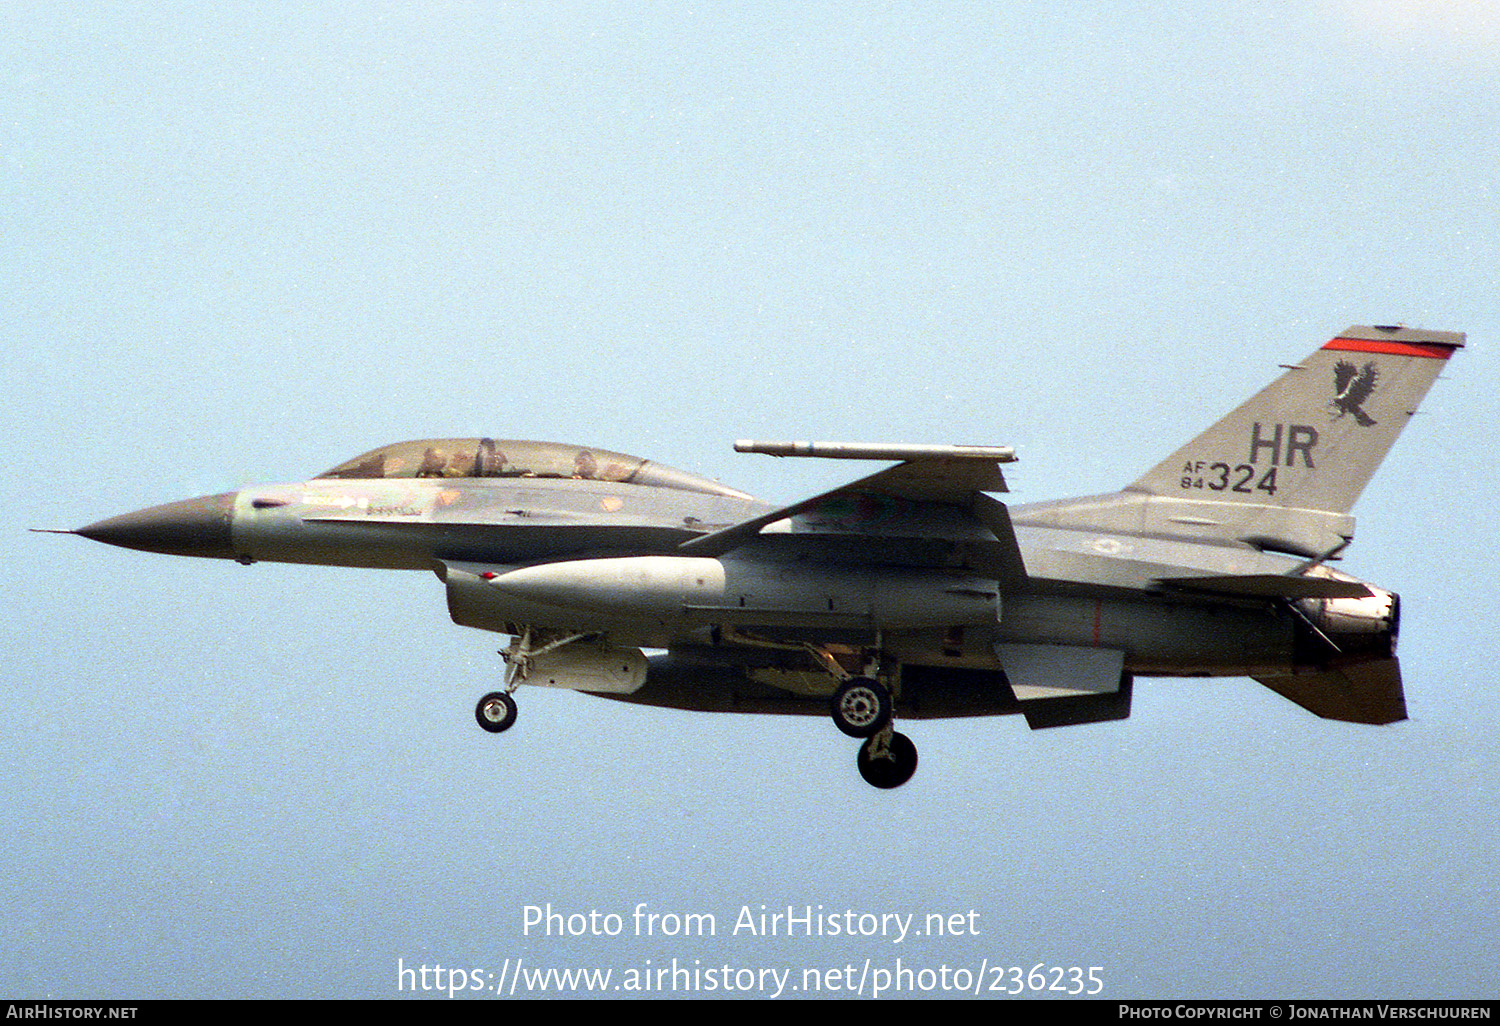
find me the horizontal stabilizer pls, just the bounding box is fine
[1254,658,1406,725]
[1157,574,1372,599]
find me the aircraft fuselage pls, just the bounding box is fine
[57,325,1459,786]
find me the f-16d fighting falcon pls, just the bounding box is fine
[47,325,1462,787]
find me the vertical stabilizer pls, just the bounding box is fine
[1132,326,1462,516]
[1021,326,1464,555]
[1124,325,1463,551]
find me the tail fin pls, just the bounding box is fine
[1029,326,1464,556]
[1131,326,1462,522]
[1133,325,1463,553]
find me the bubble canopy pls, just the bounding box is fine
[316,438,751,498]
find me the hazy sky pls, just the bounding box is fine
[4,1,1498,999]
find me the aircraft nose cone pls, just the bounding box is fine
[75,492,238,559]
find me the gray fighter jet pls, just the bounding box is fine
[49,325,1462,788]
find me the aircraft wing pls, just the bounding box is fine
[678,448,1025,585]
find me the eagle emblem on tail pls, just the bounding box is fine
[1332,359,1379,427]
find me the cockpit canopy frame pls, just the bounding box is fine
[317,438,750,499]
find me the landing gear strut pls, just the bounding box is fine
[471,626,597,737]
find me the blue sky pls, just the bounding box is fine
[4,1,1498,999]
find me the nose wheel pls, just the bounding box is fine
[475,691,517,733]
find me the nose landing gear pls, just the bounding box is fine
[471,626,599,737]
[475,691,517,733]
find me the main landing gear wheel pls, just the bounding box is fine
[857,731,918,789]
[475,691,517,733]
[830,676,893,738]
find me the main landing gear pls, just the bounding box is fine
[857,729,919,790]
[811,646,919,789]
[475,625,921,790]
[831,677,892,738]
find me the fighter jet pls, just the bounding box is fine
[47,325,1462,788]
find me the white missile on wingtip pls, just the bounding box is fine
[734,440,1016,462]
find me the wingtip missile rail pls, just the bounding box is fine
[734,440,1017,462]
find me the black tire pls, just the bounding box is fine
[857,731,918,789]
[475,691,517,733]
[830,677,893,738]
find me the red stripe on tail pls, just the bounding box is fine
[1324,337,1457,359]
